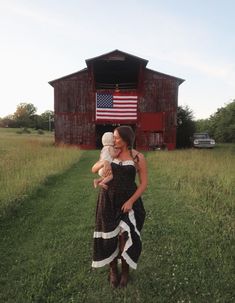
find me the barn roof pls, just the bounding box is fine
[49,68,87,86]
[49,50,185,86]
[146,68,185,85]
[85,49,149,67]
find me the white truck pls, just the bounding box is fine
[192,132,216,149]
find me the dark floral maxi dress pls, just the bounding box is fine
[92,159,146,269]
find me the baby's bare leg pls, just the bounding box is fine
[99,174,113,189]
[93,177,104,188]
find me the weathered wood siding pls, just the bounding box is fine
[139,69,178,111]
[136,69,178,149]
[53,70,96,147]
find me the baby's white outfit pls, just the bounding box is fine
[98,146,113,177]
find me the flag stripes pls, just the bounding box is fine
[96,93,138,121]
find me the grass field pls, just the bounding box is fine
[0,128,82,217]
[0,129,234,303]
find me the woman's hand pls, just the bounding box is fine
[121,152,147,213]
[121,200,133,213]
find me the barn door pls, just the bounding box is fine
[149,132,164,150]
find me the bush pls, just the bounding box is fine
[37,129,44,135]
[16,128,31,135]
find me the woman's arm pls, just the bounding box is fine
[121,152,148,213]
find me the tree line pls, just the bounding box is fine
[195,100,235,143]
[0,103,54,131]
[177,99,235,147]
[0,100,234,147]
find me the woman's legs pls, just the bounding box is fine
[109,258,118,288]
[119,232,129,288]
[108,232,129,288]
[120,258,129,288]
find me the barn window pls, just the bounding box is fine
[93,56,140,90]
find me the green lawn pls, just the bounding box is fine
[0,146,234,303]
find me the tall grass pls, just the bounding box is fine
[0,145,234,302]
[147,145,235,232]
[0,128,82,216]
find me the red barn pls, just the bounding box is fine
[49,50,184,150]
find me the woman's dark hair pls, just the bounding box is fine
[115,125,139,167]
[115,125,135,149]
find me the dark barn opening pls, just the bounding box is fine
[93,56,140,90]
[95,124,117,148]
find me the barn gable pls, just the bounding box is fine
[49,50,184,150]
[85,49,148,90]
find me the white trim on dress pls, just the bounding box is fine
[112,159,135,166]
[92,247,119,268]
[122,251,137,270]
[93,226,120,239]
[128,209,141,238]
[119,220,137,269]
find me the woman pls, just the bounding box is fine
[91,126,147,288]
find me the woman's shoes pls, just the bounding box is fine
[119,273,128,288]
[108,258,130,288]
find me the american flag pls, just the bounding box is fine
[96,92,138,121]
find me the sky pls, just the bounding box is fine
[0,0,234,120]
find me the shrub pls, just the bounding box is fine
[37,129,44,135]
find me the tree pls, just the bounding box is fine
[39,110,54,130]
[194,100,235,143]
[176,105,196,148]
[209,100,235,143]
[13,103,37,128]
[0,115,17,128]
[195,118,211,133]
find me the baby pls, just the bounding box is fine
[93,132,119,189]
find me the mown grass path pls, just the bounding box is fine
[0,150,234,303]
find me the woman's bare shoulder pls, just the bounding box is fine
[132,149,144,157]
[132,149,145,161]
